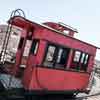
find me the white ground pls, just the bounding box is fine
[77,74,100,100]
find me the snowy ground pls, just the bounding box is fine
[77,74,100,100]
[87,75,100,100]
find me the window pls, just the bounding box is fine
[80,54,89,71]
[71,50,90,72]
[18,37,24,49]
[63,30,69,35]
[43,44,70,69]
[73,51,81,62]
[81,53,85,63]
[43,45,56,67]
[23,40,32,57]
[56,48,63,63]
[45,46,56,62]
[56,48,69,66]
[84,54,89,64]
[20,39,33,68]
[80,53,89,65]
[30,39,39,55]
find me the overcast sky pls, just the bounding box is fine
[0,0,100,60]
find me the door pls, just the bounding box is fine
[12,28,33,76]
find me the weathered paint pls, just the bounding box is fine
[8,16,97,94]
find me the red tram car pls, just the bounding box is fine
[0,15,98,98]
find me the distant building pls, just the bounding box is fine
[94,60,100,77]
[0,25,22,62]
[0,25,22,53]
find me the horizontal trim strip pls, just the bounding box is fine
[36,65,90,74]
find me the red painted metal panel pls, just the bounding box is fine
[27,67,90,91]
[22,40,47,89]
[9,16,97,54]
[87,56,95,72]
[35,29,96,56]
[8,16,97,94]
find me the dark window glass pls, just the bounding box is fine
[71,50,90,72]
[43,44,70,69]
[81,53,85,63]
[81,54,90,71]
[56,48,63,63]
[30,39,39,55]
[18,37,24,49]
[56,48,70,68]
[43,45,56,67]
[73,51,81,62]
[84,54,89,64]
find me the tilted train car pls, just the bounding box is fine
[0,15,98,98]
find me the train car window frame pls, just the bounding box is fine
[80,54,90,71]
[81,53,85,63]
[55,47,70,69]
[73,51,81,62]
[84,54,89,64]
[43,43,70,70]
[45,45,56,62]
[23,39,32,57]
[30,39,39,55]
[71,50,90,72]
[43,45,56,67]
[18,37,24,49]
[56,48,63,63]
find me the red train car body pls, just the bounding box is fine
[1,16,98,96]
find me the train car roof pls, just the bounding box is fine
[8,16,100,50]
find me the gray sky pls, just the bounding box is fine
[0,0,100,60]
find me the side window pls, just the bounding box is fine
[43,44,70,69]
[73,51,81,62]
[18,37,24,49]
[23,40,32,57]
[30,39,39,55]
[56,48,63,63]
[43,45,56,67]
[71,50,90,72]
[45,46,56,62]
[84,54,89,64]
[56,48,70,68]
[81,53,85,63]
[81,53,89,65]
[80,54,89,71]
